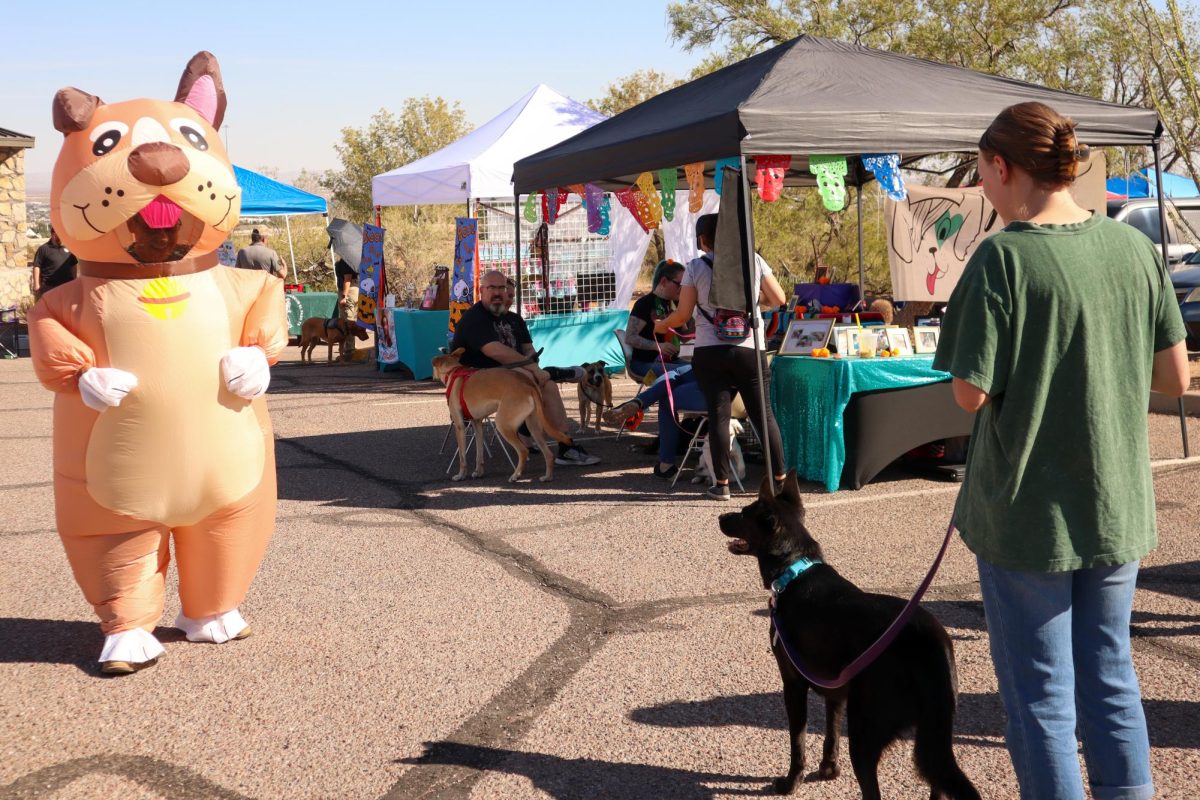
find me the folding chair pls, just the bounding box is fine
[670,411,747,494]
[444,418,517,475]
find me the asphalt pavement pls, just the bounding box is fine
[1,350,1197,800]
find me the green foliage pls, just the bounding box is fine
[321,97,471,223]
[587,70,685,117]
[665,0,1200,291]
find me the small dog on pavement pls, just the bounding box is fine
[298,316,368,363]
[576,360,612,433]
[693,418,746,486]
[432,348,572,483]
[719,472,980,800]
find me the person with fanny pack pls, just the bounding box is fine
[654,213,788,501]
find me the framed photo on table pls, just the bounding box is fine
[833,326,860,356]
[884,326,914,355]
[913,326,941,354]
[779,318,834,356]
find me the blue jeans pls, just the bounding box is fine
[976,557,1153,800]
[630,358,687,381]
[632,368,705,465]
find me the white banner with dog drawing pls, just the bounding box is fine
[886,152,1106,301]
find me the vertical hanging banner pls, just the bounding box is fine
[449,218,478,341]
[356,223,384,332]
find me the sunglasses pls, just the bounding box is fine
[665,277,682,286]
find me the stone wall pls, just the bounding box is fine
[0,147,28,267]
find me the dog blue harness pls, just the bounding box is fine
[769,558,822,597]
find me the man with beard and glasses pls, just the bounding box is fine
[450,270,600,466]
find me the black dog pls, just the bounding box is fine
[719,472,979,799]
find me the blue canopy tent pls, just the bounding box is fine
[1106,167,1199,198]
[233,165,329,281]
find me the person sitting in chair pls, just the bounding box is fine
[605,363,705,479]
[451,270,600,466]
[624,260,693,379]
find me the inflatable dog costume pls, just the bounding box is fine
[28,52,285,674]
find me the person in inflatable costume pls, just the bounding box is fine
[28,52,285,675]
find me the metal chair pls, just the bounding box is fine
[444,418,517,475]
[670,411,746,493]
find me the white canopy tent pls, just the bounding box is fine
[372,85,605,207]
[369,85,715,314]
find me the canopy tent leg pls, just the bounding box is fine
[1152,141,1190,458]
[324,213,336,278]
[514,194,523,317]
[739,155,776,497]
[284,215,297,283]
[857,181,865,304]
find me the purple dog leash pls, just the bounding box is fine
[770,515,958,690]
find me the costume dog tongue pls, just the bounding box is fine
[28,51,286,674]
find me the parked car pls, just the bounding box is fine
[1171,253,1200,350]
[1107,197,1200,264]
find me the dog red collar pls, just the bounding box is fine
[445,367,476,421]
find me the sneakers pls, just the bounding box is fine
[555,445,601,466]
[603,400,642,426]
[705,484,732,501]
[652,463,679,479]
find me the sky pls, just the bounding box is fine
[3,1,707,195]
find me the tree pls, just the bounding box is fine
[321,96,471,223]
[664,0,1199,289]
[1118,0,1200,186]
[588,69,684,117]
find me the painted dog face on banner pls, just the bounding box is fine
[50,51,240,264]
[887,186,1000,301]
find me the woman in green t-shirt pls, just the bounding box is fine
[935,102,1189,800]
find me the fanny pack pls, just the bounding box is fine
[697,255,751,342]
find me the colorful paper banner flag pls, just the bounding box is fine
[615,187,653,233]
[523,192,538,223]
[808,155,849,211]
[635,173,664,228]
[755,155,791,202]
[863,154,906,201]
[714,157,740,195]
[683,162,705,212]
[657,168,678,221]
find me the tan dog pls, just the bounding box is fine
[432,348,572,483]
[298,316,367,363]
[576,360,612,433]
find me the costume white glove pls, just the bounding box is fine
[220,346,271,399]
[78,367,138,412]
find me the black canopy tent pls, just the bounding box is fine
[511,35,1186,477]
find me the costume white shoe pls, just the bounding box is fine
[99,628,165,674]
[174,609,251,643]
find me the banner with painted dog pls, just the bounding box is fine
[886,152,1106,301]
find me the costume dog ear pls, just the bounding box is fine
[52,87,102,134]
[175,51,227,129]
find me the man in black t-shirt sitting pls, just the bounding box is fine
[450,271,600,466]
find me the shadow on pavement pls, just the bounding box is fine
[0,617,183,675]
[1138,560,1200,604]
[399,741,773,799]
[628,689,1200,750]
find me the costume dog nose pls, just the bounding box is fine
[127,142,189,186]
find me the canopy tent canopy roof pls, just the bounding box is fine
[234,165,328,217]
[372,85,605,207]
[1106,167,1199,198]
[513,35,1161,193]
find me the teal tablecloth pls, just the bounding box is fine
[284,292,338,336]
[770,354,952,492]
[380,308,630,380]
[384,308,451,380]
[527,309,628,373]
